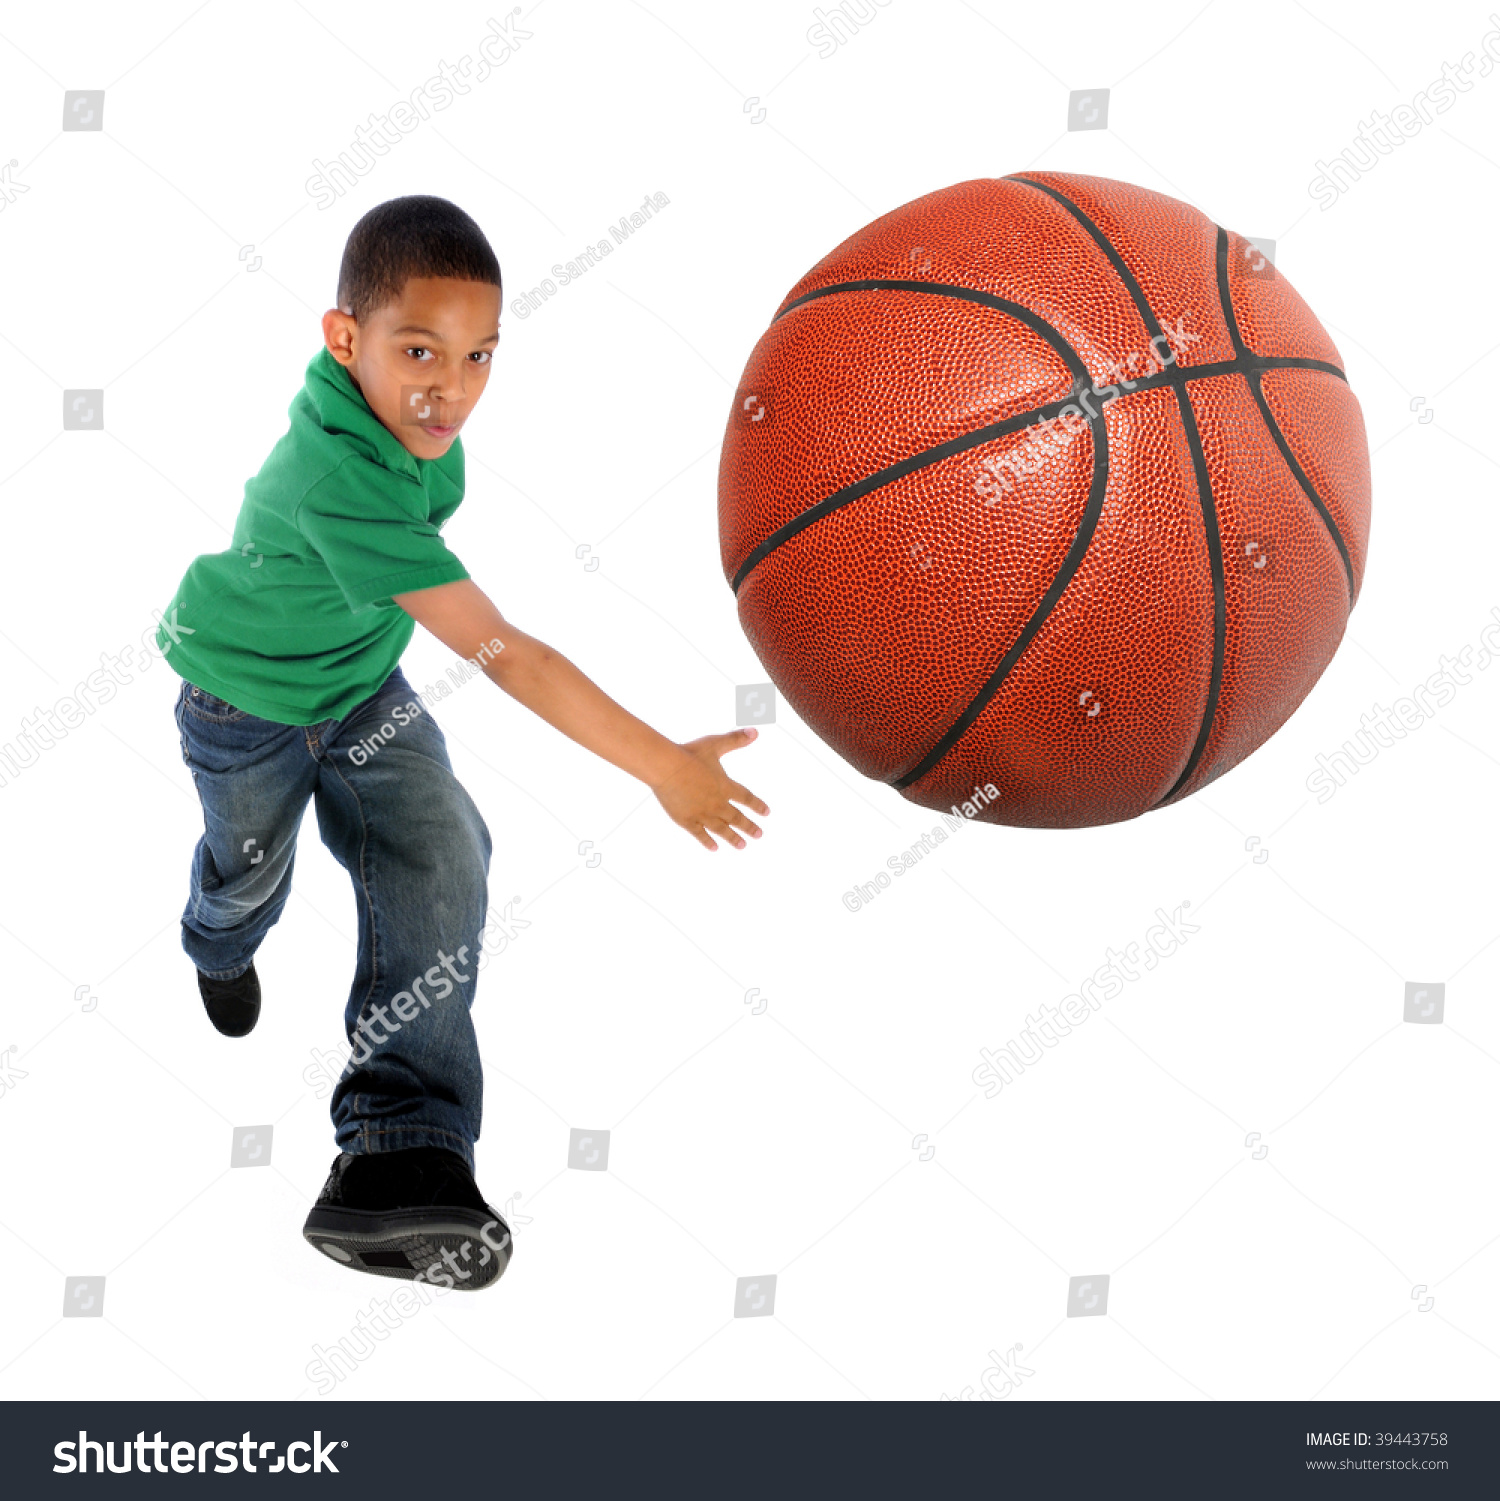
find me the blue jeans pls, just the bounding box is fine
[173,667,491,1170]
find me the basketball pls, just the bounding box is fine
[718,172,1371,828]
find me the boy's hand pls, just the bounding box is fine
[651,728,769,852]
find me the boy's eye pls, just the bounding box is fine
[404,348,491,365]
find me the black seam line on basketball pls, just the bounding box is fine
[1152,379,1229,807]
[1212,225,1356,604]
[890,408,1111,790]
[1002,173,1227,810]
[775,279,1347,384]
[787,283,1101,400]
[730,294,1094,595]
[1003,175,1175,352]
[775,281,1087,351]
[731,391,1086,594]
[728,361,1343,596]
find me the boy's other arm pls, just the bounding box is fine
[392,577,767,851]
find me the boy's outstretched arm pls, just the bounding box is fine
[393,577,768,852]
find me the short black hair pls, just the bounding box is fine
[336,195,501,323]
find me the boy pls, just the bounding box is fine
[158,195,767,1291]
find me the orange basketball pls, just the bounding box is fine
[718,172,1371,828]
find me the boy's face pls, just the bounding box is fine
[322,276,501,459]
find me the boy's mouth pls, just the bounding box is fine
[420,420,458,439]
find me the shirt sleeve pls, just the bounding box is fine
[294,457,470,614]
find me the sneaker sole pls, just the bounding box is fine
[302,1205,512,1290]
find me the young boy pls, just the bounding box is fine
[157,195,767,1291]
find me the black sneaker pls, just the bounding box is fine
[302,1146,512,1290]
[197,963,261,1037]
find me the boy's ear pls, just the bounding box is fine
[322,307,357,366]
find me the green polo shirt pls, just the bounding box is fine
[155,345,470,725]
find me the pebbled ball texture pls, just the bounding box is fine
[718,172,1371,828]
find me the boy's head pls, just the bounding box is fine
[322,195,502,460]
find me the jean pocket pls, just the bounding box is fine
[184,684,248,723]
[173,686,196,774]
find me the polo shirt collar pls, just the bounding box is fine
[303,344,425,483]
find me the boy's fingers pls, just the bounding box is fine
[728,782,769,815]
[716,727,758,755]
[707,818,745,850]
[728,806,762,839]
[677,815,717,851]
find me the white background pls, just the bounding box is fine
[0,0,1496,1402]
